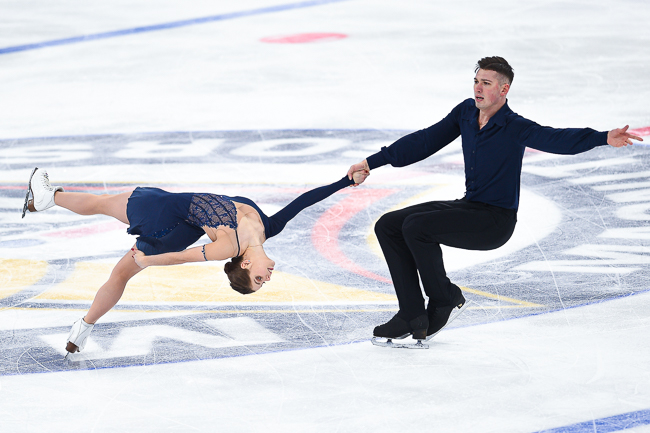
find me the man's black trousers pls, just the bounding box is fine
[375,198,517,320]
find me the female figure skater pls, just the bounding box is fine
[22,167,368,355]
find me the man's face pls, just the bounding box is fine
[474,69,509,111]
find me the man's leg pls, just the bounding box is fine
[374,202,440,321]
[373,200,516,338]
[401,200,516,307]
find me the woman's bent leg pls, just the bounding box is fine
[84,246,143,324]
[54,190,133,225]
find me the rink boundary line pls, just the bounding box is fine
[532,408,650,433]
[0,0,351,55]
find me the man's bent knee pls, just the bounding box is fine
[375,211,404,238]
[402,215,425,243]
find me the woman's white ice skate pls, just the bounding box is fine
[22,167,64,218]
[65,318,94,357]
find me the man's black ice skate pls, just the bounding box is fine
[425,293,471,341]
[371,314,429,349]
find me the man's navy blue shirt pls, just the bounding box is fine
[366,98,608,210]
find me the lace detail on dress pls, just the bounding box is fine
[187,194,238,230]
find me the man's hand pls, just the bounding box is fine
[607,125,643,147]
[347,160,370,186]
[132,247,148,269]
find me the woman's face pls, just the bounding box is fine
[242,257,275,292]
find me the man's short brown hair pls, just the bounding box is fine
[475,56,514,85]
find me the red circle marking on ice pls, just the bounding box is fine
[311,188,398,284]
[260,33,348,44]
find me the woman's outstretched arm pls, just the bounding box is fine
[266,175,356,239]
[132,237,236,268]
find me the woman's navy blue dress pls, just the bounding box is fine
[126,176,354,256]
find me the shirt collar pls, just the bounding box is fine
[462,98,512,127]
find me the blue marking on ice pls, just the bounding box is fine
[0,0,350,55]
[533,409,650,433]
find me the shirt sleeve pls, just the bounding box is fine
[366,102,464,170]
[516,118,608,155]
[265,176,355,238]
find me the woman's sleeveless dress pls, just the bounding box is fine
[125,176,354,256]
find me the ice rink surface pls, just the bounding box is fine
[1,0,650,431]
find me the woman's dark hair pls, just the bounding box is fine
[475,56,514,84]
[224,255,254,295]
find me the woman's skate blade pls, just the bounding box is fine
[21,167,37,218]
[371,337,429,349]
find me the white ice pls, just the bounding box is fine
[1,1,650,432]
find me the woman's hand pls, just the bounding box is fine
[132,247,148,269]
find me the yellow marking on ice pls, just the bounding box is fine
[8,304,539,314]
[460,286,545,307]
[366,185,450,259]
[0,259,48,300]
[35,262,397,303]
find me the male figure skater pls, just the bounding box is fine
[348,56,643,345]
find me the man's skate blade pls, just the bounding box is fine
[371,337,429,349]
[21,167,37,218]
[426,299,472,341]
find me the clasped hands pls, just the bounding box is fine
[347,159,370,187]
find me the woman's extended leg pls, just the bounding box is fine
[54,190,133,225]
[66,247,143,353]
[84,246,143,324]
